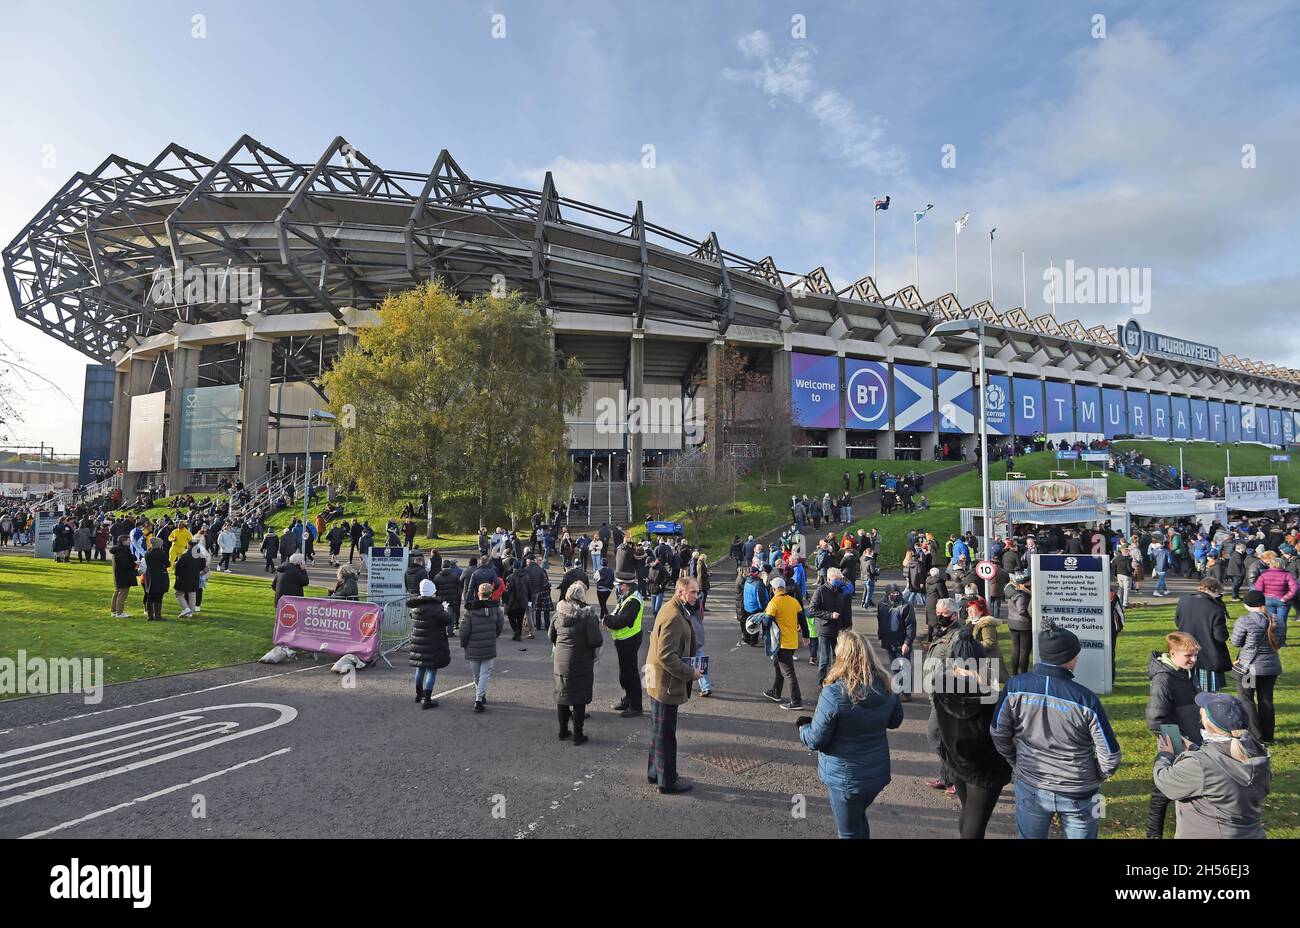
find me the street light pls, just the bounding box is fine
[303,408,336,538]
[928,318,992,603]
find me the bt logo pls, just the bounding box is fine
[847,364,888,425]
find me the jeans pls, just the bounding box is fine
[1154,570,1168,594]
[826,785,880,839]
[414,667,437,692]
[1264,596,1289,626]
[817,629,838,685]
[1013,778,1099,839]
[468,658,493,701]
[693,645,712,693]
[592,554,603,573]
[844,505,853,522]
[652,592,666,617]
[988,596,1003,619]
[862,577,876,608]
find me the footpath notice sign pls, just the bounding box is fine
[35,512,58,559]
[366,546,410,637]
[1030,553,1112,694]
[273,596,381,662]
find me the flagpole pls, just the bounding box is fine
[988,230,995,304]
[872,204,877,283]
[954,223,959,299]
[1049,258,1057,315]
[914,217,920,291]
[1021,251,1027,310]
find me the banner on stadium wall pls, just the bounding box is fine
[791,353,841,429]
[273,596,382,662]
[1241,404,1257,442]
[984,375,1011,436]
[1226,404,1242,442]
[1127,391,1150,436]
[1102,388,1127,438]
[1030,554,1112,694]
[1257,407,1271,443]
[1190,399,1209,441]
[1149,394,1171,439]
[844,358,890,430]
[78,364,115,485]
[1269,409,1282,445]
[937,368,975,434]
[1284,413,1297,445]
[1225,475,1280,509]
[1075,386,1101,434]
[1012,378,1043,435]
[1208,401,1225,442]
[1170,396,1191,440]
[179,384,241,469]
[893,363,935,432]
[992,478,1108,525]
[126,390,166,472]
[1044,382,1074,434]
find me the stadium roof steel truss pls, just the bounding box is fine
[5,134,1300,406]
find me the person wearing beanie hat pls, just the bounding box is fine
[1153,693,1271,838]
[991,619,1122,839]
[408,577,453,708]
[1231,590,1286,743]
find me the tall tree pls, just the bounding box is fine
[649,446,736,547]
[320,282,583,535]
[734,372,798,489]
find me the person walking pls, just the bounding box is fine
[762,577,809,711]
[408,578,453,709]
[645,576,703,793]
[217,524,239,572]
[551,582,603,745]
[797,630,902,839]
[503,564,531,641]
[1144,631,1203,838]
[1231,590,1285,743]
[876,585,916,702]
[991,622,1122,838]
[809,567,853,687]
[1174,577,1231,692]
[461,582,504,712]
[261,527,280,573]
[605,578,645,717]
[109,534,137,618]
[1153,692,1271,838]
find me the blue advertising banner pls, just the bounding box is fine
[1226,403,1242,443]
[893,363,936,432]
[1149,394,1171,439]
[1258,407,1270,443]
[1075,385,1101,434]
[937,368,975,434]
[1241,404,1257,442]
[1170,396,1191,440]
[791,352,841,429]
[1012,378,1044,435]
[1208,401,1225,442]
[1127,391,1151,436]
[1190,399,1209,441]
[78,364,115,486]
[984,375,1011,436]
[179,384,242,469]
[1103,388,1127,438]
[1286,413,1298,446]
[844,358,890,430]
[1269,409,1282,445]
[1044,382,1075,434]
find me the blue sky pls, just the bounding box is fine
[2,0,1299,449]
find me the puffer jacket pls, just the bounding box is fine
[407,595,452,670]
[1154,740,1271,839]
[460,598,504,661]
[431,567,462,616]
[1230,610,1285,677]
[991,663,1122,797]
[1145,652,1203,744]
[549,598,603,705]
[1252,566,1298,602]
[799,680,903,794]
[924,573,949,628]
[1005,585,1032,631]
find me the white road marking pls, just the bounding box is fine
[0,721,236,786]
[0,703,297,809]
[19,747,293,839]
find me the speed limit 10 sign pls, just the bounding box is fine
[975,560,997,581]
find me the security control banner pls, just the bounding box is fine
[1044,381,1074,434]
[1075,385,1101,434]
[984,375,1011,436]
[126,391,166,472]
[844,358,890,430]
[1012,378,1043,435]
[1208,401,1226,442]
[791,352,841,429]
[893,363,935,432]
[937,368,975,434]
[1102,388,1127,438]
[1149,394,1171,439]
[273,596,381,663]
[1030,554,1112,694]
[179,384,241,469]
[1190,399,1209,441]
[1170,396,1191,440]
[1127,391,1150,436]
[1226,404,1242,443]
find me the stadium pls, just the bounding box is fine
[6,134,1300,508]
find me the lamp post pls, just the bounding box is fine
[929,317,991,602]
[302,409,336,542]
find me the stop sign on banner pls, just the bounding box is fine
[975,560,997,581]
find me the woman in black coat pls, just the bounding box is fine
[142,538,170,621]
[924,568,949,642]
[272,553,310,603]
[109,535,137,618]
[408,579,453,708]
[173,544,204,617]
[550,582,603,744]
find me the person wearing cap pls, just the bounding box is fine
[1144,631,1203,837]
[605,578,645,716]
[1279,543,1300,619]
[762,576,810,711]
[1153,692,1271,838]
[1174,577,1232,693]
[1231,590,1286,743]
[990,621,1122,838]
[408,577,453,709]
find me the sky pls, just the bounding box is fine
[2,0,1298,451]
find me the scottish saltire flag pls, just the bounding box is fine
[914,204,934,223]
[874,195,891,211]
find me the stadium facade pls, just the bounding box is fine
[6,135,1300,494]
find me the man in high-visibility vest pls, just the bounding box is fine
[605,579,645,717]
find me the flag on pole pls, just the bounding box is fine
[914,203,934,223]
[990,227,996,240]
[874,195,891,211]
[954,212,971,234]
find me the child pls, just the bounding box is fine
[460,582,504,712]
[1144,631,1201,838]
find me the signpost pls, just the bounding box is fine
[1030,553,1112,693]
[366,546,411,665]
[35,511,58,559]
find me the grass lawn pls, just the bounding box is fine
[0,555,325,695]
[631,457,956,557]
[1080,600,1298,838]
[1116,439,1300,498]
[840,451,1152,567]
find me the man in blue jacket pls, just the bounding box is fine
[991,623,1122,838]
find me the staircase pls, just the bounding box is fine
[569,481,632,528]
